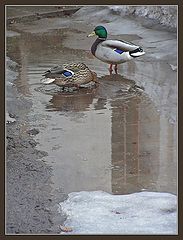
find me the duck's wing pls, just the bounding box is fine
[101,39,140,52]
[64,62,88,72]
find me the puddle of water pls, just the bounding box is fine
[6,19,177,195]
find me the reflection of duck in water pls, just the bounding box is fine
[47,88,97,112]
[88,26,145,74]
[41,62,98,88]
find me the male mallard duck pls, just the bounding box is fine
[41,62,97,88]
[88,26,145,74]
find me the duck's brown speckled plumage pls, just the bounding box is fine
[41,62,98,87]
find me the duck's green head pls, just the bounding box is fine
[88,26,107,39]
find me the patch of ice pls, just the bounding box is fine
[59,191,177,235]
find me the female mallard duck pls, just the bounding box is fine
[41,62,97,88]
[88,25,145,74]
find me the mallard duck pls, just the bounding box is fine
[41,62,98,88]
[88,26,145,74]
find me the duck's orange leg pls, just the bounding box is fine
[109,64,113,74]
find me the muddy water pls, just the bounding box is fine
[7,20,177,196]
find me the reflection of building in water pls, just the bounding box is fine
[110,94,177,194]
[155,115,177,193]
[111,94,159,194]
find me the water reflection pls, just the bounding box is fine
[110,91,176,194]
[6,23,177,195]
[47,88,97,112]
[111,98,141,194]
[36,76,176,195]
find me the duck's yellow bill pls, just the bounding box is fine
[87,31,96,37]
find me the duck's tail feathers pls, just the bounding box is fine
[129,47,145,58]
[40,78,55,84]
[130,51,145,57]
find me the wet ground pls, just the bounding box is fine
[6,6,177,234]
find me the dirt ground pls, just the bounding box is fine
[6,59,68,234]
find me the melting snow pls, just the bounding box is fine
[59,191,177,235]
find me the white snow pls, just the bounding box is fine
[59,191,177,235]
